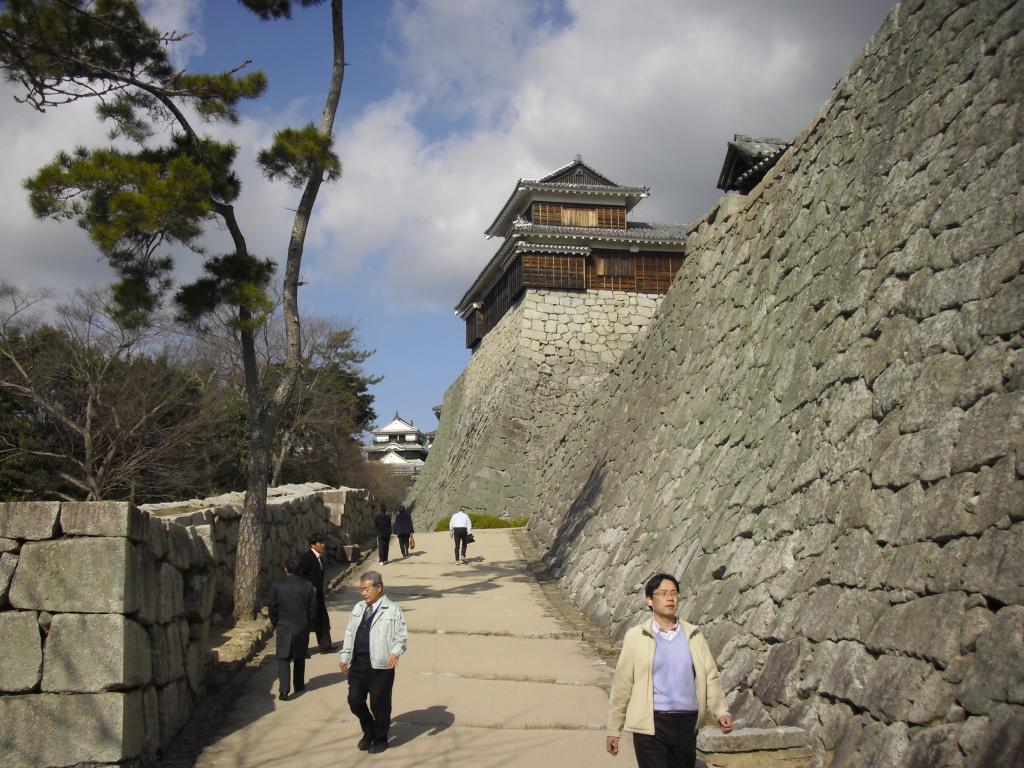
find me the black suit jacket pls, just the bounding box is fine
[297,548,329,632]
[269,574,317,660]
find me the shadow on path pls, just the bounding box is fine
[390,705,456,746]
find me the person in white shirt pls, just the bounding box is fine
[448,509,473,563]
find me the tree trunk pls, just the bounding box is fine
[233,410,273,620]
[232,0,345,621]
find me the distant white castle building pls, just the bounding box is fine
[366,413,431,476]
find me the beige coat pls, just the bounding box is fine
[606,618,729,737]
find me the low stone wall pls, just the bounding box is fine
[0,484,378,767]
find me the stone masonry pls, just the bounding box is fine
[0,484,379,767]
[411,289,660,523]
[418,1,1023,766]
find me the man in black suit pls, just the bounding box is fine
[373,509,392,565]
[269,557,318,701]
[297,532,333,653]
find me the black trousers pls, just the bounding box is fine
[347,655,395,741]
[277,656,306,696]
[452,527,468,560]
[377,534,391,562]
[313,601,332,652]
[632,711,698,768]
[396,534,411,557]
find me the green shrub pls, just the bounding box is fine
[433,512,528,532]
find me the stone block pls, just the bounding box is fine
[0,552,17,608]
[0,611,41,692]
[952,392,1024,473]
[0,691,145,765]
[183,567,216,621]
[958,605,1024,715]
[866,592,967,667]
[164,523,194,570]
[42,614,151,692]
[60,501,146,541]
[149,622,185,685]
[143,685,160,755]
[188,523,217,564]
[0,502,59,540]
[698,726,808,753]
[9,538,139,613]
[156,561,185,623]
[962,528,1024,606]
[156,678,191,748]
[146,516,167,560]
[0,538,18,554]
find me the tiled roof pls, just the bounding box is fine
[512,220,689,242]
[455,220,687,314]
[717,134,791,192]
[484,158,649,238]
[536,156,619,185]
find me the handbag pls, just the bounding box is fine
[466,532,476,544]
[409,535,416,549]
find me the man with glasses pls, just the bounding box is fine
[339,570,408,754]
[606,573,733,768]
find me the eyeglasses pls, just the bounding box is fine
[652,590,679,598]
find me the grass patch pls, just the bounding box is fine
[433,512,528,531]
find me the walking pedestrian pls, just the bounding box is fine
[373,508,392,564]
[393,505,415,558]
[448,508,472,563]
[268,557,318,701]
[606,573,733,768]
[339,570,408,754]
[296,531,333,653]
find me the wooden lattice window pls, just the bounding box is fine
[596,255,634,277]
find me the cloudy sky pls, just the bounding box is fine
[0,0,896,432]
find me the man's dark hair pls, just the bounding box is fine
[308,531,326,545]
[284,557,301,574]
[644,573,680,600]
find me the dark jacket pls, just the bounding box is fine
[393,509,414,536]
[374,511,392,537]
[296,548,329,633]
[269,573,317,660]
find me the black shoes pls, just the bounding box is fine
[357,735,373,751]
[367,739,388,754]
[278,692,290,701]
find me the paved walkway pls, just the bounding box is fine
[193,530,637,768]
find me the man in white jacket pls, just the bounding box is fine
[448,508,473,563]
[606,572,733,768]
[339,570,408,754]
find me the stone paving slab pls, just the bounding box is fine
[192,530,630,768]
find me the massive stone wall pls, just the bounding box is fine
[420,1,1023,765]
[0,484,378,767]
[412,288,661,524]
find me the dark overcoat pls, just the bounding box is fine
[269,573,317,660]
[297,548,330,634]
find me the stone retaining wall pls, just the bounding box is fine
[411,289,661,526]
[0,484,378,766]
[417,1,1024,765]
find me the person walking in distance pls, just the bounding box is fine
[297,532,333,653]
[373,508,392,565]
[393,505,415,558]
[606,573,733,768]
[269,557,318,701]
[448,508,472,563]
[339,571,408,754]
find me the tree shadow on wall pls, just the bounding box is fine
[543,459,606,574]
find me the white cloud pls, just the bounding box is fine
[302,0,896,309]
[1,0,897,315]
[141,0,206,67]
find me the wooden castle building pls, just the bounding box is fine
[366,414,430,476]
[456,157,688,349]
